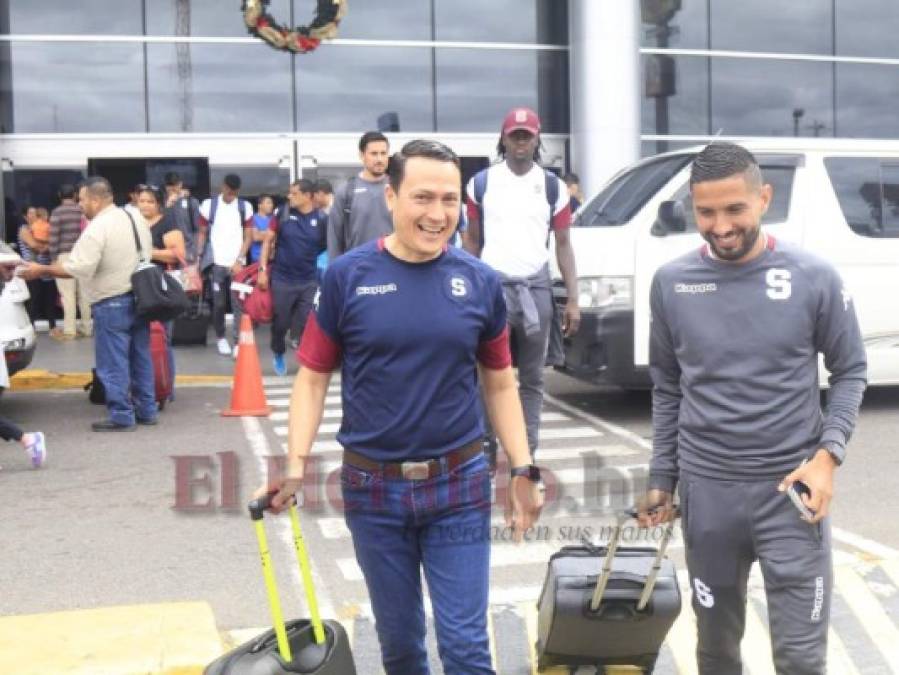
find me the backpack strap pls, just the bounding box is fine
[342,176,356,221]
[544,169,559,219]
[472,169,488,251]
[208,195,218,227]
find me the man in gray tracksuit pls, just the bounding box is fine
[640,142,867,675]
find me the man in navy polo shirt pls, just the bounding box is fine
[257,179,326,376]
[257,140,543,674]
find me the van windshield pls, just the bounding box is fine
[576,154,694,227]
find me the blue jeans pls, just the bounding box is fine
[342,453,494,675]
[93,294,157,426]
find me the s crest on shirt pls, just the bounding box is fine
[766,268,792,300]
[443,274,472,302]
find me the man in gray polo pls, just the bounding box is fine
[639,142,867,674]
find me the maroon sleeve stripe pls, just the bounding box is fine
[477,325,512,370]
[297,314,341,372]
[551,203,571,231]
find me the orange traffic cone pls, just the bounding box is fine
[222,314,271,417]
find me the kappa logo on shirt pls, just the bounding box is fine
[356,283,398,296]
[310,219,318,227]
[675,282,717,294]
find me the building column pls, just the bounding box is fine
[568,0,641,199]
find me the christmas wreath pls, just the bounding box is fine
[243,0,347,53]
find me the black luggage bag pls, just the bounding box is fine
[205,495,357,675]
[172,295,210,346]
[536,509,681,673]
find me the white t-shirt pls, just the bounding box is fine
[465,163,570,278]
[199,195,254,267]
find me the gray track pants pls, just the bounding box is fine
[679,471,832,675]
[484,283,553,458]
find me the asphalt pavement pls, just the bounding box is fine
[1,327,898,674]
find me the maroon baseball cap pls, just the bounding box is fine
[501,107,541,136]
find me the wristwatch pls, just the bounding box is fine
[237,256,247,265]
[511,464,541,482]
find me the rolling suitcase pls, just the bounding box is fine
[150,321,172,410]
[173,295,210,346]
[205,495,357,675]
[536,509,681,673]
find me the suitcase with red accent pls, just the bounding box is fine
[150,321,172,409]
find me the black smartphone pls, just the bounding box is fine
[786,480,815,520]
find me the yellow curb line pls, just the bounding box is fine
[9,370,232,392]
[0,601,224,675]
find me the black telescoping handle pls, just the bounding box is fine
[249,493,275,521]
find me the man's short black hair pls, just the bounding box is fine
[258,193,274,204]
[562,173,580,186]
[164,171,182,187]
[690,142,762,190]
[223,174,242,191]
[314,179,333,195]
[359,131,389,153]
[291,179,316,195]
[58,183,77,200]
[386,139,460,193]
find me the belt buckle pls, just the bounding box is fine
[400,461,431,480]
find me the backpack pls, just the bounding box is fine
[471,167,560,250]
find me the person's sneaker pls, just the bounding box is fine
[232,345,239,359]
[217,338,231,356]
[272,353,286,376]
[24,432,46,468]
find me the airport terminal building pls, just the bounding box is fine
[2,0,898,235]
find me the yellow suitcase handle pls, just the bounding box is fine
[248,494,327,664]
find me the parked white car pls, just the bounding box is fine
[0,275,36,380]
[553,138,899,388]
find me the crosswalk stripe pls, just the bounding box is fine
[325,395,341,405]
[264,387,293,396]
[540,411,573,423]
[536,444,638,461]
[539,426,603,441]
[879,556,899,588]
[833,565,899,666]
[827,626,862,675]
[741,605,776,675]
[277,437,344,452]
[487,611,498,672]
[665,600,698,675]
[318,517,350,539]
[269,398,290,407]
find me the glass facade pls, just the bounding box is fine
[0,0,569,135]
[639,0,899,152]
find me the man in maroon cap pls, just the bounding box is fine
[463,107,580,467]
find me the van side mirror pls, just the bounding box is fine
[652,200,686,237]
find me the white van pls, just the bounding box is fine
[553,138,899,388]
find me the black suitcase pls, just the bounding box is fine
[205,495,357,675]
[172,296,210,346]
[536,509,681,673]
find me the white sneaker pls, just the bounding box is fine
[217,338,231,356]
[232,345,239,359]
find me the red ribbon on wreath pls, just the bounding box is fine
[243,0,347,54]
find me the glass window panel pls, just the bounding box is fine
[578,154,693,228]
[435,0,567,44]
[147,0,291,37]
[710,58,833,137]
[836,0,899,58]
[640,0,708,50]
[710,1,832,55]
[824,157,885,237]
[6,0,143,35]
[323,0,431,40]
[1,42,145,132]
[147,43,292,132]
[640,140,703,157]
[296,46,433,132]
[826,158,899,238]
[436,49,568,133]
[640,54,709,136]
[835,63,899,139]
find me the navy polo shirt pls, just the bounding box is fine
[298,239,511,462]
[270,207,327,284]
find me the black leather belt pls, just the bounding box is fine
[343,440,483,481]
